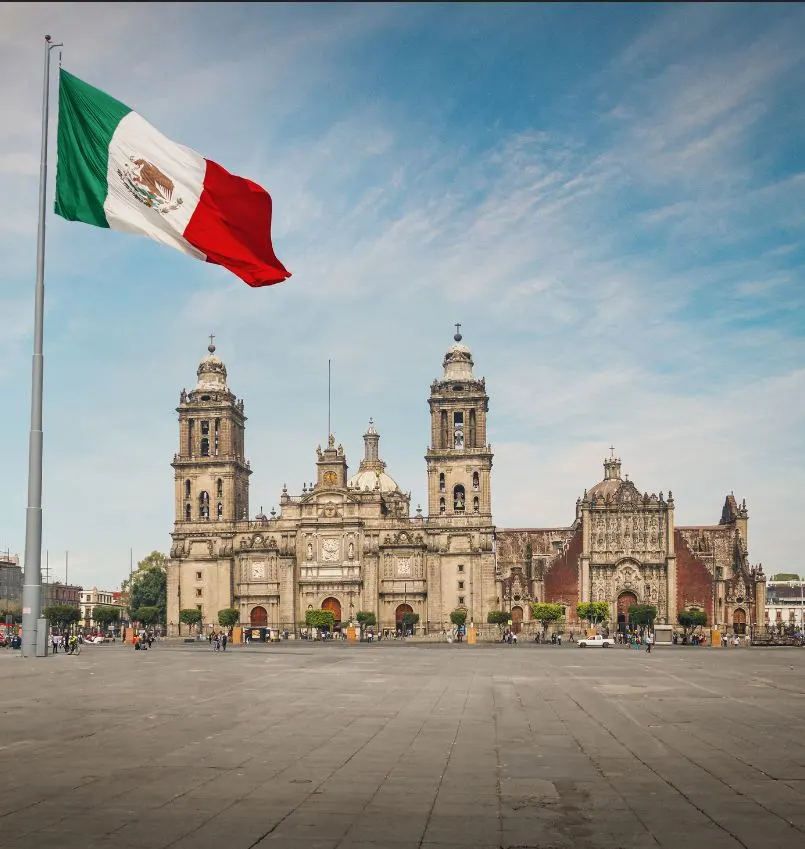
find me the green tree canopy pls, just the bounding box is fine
[530,602,563,629]
[217,608,239,629]
[628,604,658,627]
[305,609,335,630]
[179,608,203,631]
[43,605,81,632]
[450,609,467,627]
[576,601,610,625]
[487,610,510,628]
[678,608,708,634]
[92,605,121,629]
[136,606,162,626]
[124,551,168,624]
[355,611,377,628]
[402,612,420,628]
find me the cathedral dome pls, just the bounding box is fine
[347,418,401,493]
[587,455,625,500]
[348,468,401,493]
[196,340,228,392]
[443,328,474,381]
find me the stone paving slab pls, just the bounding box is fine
[0,641,803,848]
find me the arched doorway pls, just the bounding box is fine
[250,606,268,627]
[511,606,524,634]
[395,603,413,634]
[617,592,638,632]
[321,597,341,630]
[733,608,747,635]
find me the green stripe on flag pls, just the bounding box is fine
[55,69,131,228]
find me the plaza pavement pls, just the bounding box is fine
[0,640,803,849]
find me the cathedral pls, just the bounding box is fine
[166,331,766,637]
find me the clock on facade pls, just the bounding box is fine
[323,471,337,486]
[251,562,266,580]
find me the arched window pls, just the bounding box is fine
[214,419,220,456]
[201,421,209,436]
[216,479,223,498]
[439,497,446,515]
[439,473,445,493]
[201,437,210,457]
[199,491,209,519]
[473,496,479,513]
[185,504,191,521]
[453,485,465,513]
[472,472,479,491]
[217,502,223,520]
[185,479,191,498]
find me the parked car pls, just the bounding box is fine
[87,635,106,644]
[578,634,614,648]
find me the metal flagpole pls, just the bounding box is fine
[21,36,62,658]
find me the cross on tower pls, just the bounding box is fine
[454,322,462,342]
[209,333,215,348]
[609,445,615,459]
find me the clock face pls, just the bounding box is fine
[323,471,337,486]
[251,562,266,580]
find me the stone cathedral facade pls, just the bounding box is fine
[166,332,765,636]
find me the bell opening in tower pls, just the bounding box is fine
[453,412,464,449]
[454,484,465,513]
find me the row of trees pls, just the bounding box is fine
[486,602,710,637]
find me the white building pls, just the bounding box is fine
[79,587,126,630]
[764,580,805,629]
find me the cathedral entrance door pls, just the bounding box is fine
[321,597,342,632]
[732,608,747,635]
[617,592,638,632]
[250,606,268,627]
[396,603,414,635]
[511,606,523,634]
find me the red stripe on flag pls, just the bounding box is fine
[183,159,290,288]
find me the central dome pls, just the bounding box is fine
[348,468,401,493]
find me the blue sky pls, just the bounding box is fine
[1,3,803,589]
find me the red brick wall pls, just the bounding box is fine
[675,531,714,623]
[544,527,582,621]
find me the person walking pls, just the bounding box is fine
[221,632,228,652]
[645,632,653,654]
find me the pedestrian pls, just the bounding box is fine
[646,633,653,653]
[51,634,58,654]
[221,632,228,652]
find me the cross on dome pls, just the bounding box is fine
[208,332,216,353]
[454,322,462,342]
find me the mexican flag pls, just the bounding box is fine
[54,70,290,287]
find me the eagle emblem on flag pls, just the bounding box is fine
[117,156,184,215]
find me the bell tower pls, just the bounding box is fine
[171,338,252,527]
[425,326,493,518]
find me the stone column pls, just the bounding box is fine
[580,505,590,602]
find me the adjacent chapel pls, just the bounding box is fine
[166,331,765,636]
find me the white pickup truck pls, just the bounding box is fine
[578,634,615,648]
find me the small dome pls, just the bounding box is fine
[443,329,474,381]
[196,341,228,391]
[347,469,400,494]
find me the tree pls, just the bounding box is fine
[450,609,467,628]
[487,610,509,631]
[771,573,800,581]
[678,608,707,637]
[43,605,81,633]
[628,604,658,628]
[123,551,168,625]
[576,601,610,627]
[136,606,161,627]
[92,605,121,630]
[355,611,377,629]
[179,608,203,634]
[218,608,239,629]
[530,602,563,632]
[402,612,420,633]
[305,609,335,631]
